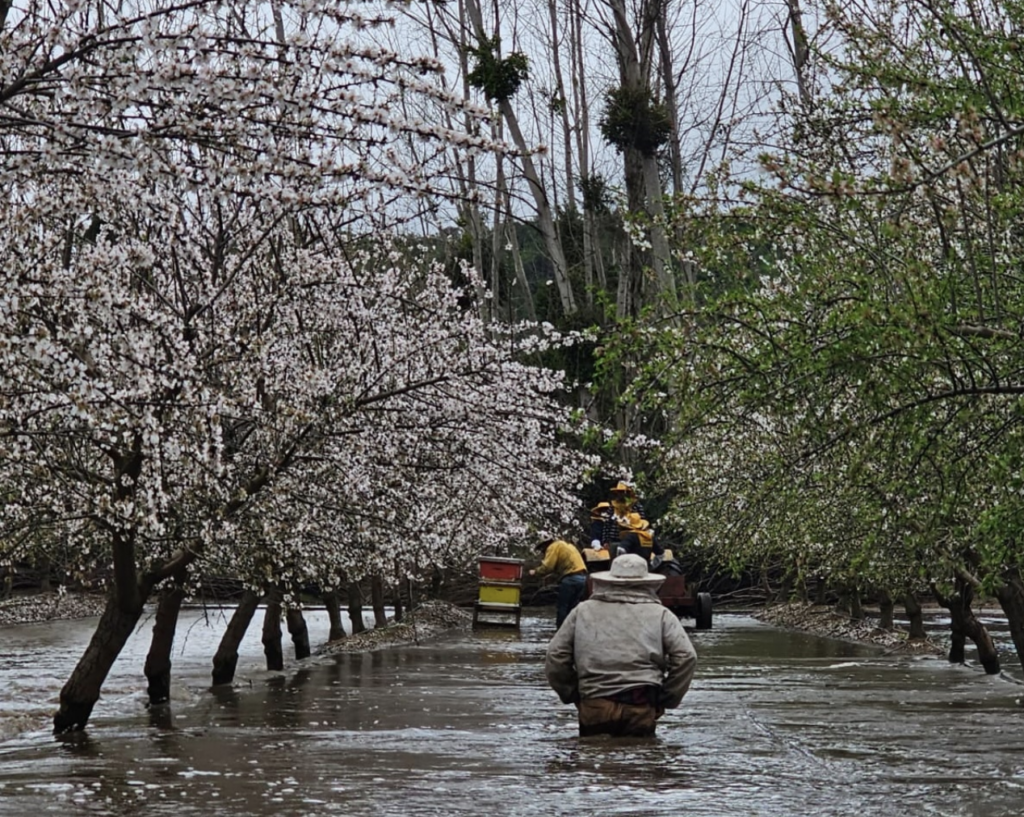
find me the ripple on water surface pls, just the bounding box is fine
[1,610,1023,816]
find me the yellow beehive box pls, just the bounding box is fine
[478,583,521,605]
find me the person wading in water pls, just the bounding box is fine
[544,553,697,737]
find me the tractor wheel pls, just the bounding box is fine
[695,592,713,630]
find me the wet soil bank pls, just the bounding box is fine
[316,601,473,654]
[0,591,107,625]
[755,601,946,655]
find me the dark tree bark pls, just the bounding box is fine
[947,609,967,664]
[933,579,1000,674]
[960,591,1001,674]
[347,581,366,635]
[878,590,895,631]
[144,577,186,705]
[262,590,284,672]
[54,588,147,732]
[814,576,827,605]
[393,583,404,623]
[38,555,52,593]
[285,607,311,660]
[323,591,346,642]
[211,589,261,686]
[53,445,264,732]
[996,568,1024,673]
[371,574,387,628]
[904,594,928,640]
[848,588,864,620]
[779,572,793,603]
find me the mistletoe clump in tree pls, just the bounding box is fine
[0,0,594,732]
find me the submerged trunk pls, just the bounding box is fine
[878,590,895,631]
[286,607,311,660]
[323,591,346,642]
[371,575,387,628]
[143,579,186,706]
[848,588,864,621]
[904,594,927,640]
[963,609,1000,675]
[946,609,967,664]
[262,591,284,672]
[211,589,261,686]
[814,577,827,605]
[54,588,147,732]
[347,581,366,635]
[996,568,1024,673]
[393,583,404,623]
[934,580,1000,674]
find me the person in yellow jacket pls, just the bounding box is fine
[529,535,588,627]
[589,482,649,551]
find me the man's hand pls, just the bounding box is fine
[590,539,602,550]
[528,569,536,576]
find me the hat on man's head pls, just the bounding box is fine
[535,533,557,551]
[609,481,634,494]
[590,553,665,585]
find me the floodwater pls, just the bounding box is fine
[1,607,1023,817]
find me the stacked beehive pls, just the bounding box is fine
[472,556,524,628]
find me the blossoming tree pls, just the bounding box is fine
[0,0,594,731]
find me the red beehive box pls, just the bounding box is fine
[478,557,523,582]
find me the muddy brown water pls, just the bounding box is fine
[1,608,1022,816]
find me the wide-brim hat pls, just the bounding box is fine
[609,481,634,494]
[590,553,665,585]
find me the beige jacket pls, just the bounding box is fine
[545,583,697,708]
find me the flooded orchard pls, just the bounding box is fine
[1,608,1023,817]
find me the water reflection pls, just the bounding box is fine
[0,610,1022,816]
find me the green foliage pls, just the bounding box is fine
[598,86,672,157]
[621,0,1024,617]
[577,173,612,215]
[467,35,529,102]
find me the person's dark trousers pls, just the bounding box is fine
[577,698,660,737]
[556,572,587,627]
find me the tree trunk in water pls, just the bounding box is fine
[393,584,404,623]
[144,579,186,705]
[968,616,1000,674]
[348,582,366,635]
[54,589,147,732]
[878,590,895,631]
[39,555,52,593]
[323,591,346,642]
[904,594,927,640]
[947,581,1000,674]
[848,588,864,620]
[285,607,311,660]
[946,608,967,665]
[371,575,388,628]
[262,592,284,672]
[996,569,1024,674]
[211,589,261,686]
[933,581,1000,674]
